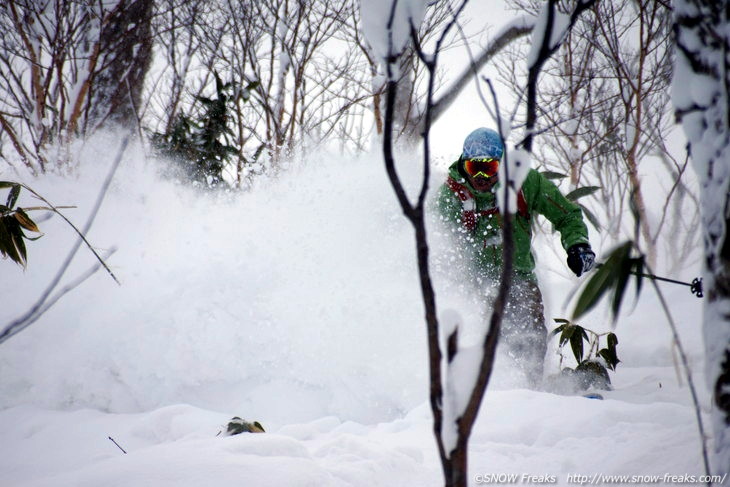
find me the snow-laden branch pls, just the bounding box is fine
[360,0,430,77]
[673,0,730,477]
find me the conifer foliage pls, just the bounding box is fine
[153,72,257,188]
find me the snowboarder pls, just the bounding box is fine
[437,127,596,387]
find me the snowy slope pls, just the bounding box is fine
[0,135,712,486]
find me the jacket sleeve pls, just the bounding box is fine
[524,170,590,251]
[437,183,463,226]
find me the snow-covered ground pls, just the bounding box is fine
[0,136,712,486]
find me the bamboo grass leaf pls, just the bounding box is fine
[607,332,618,351]
[11,226,27,267]
[0,216,24,266]
[550,323,567,337]
[0,217,19,263]
[635,256,645,297]
[6,184,21,208]
[579,203,601,231]
[611,253,633,321]
[14,208,41,233]
[569,325,586,363]
[566,186,600,201]
[572,241,633,321]
[571,262,617,320]
[559,324,576,348]
[541,170,569,180]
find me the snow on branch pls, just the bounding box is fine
[359,0,430,75]
[673,0,730,475]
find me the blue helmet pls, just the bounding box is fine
[461,128,503,160]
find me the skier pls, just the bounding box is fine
[437,127,596,387]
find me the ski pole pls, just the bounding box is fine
[108,436,127,454]
[595,263,703,298]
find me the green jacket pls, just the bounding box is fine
[437,162,589,279]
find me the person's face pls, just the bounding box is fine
[463,157,500,193]
[467,172,498,192]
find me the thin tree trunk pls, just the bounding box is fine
[625,151,657,267]
[89,0,153,130]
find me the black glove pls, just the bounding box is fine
[567,243,595,277]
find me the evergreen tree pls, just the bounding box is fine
[153,72,248,188]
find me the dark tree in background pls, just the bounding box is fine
[152,73,258,188]
[88,0,154,130]
[0,0,152,173]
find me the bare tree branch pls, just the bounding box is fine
[428,17,534,126]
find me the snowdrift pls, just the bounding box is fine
[0,135,710,485]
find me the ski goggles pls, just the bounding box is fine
[463,157,499,178]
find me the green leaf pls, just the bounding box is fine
[634,255,645,298]
[571,241,633,321]
[611,254,633,321]
[11,227,27,267]
[600,333,621,371]
[0,217,17,262]
[553,318,570,324]
[0,181,18,189]
[570,329,584,363]
[609,250,647,323]
[607,332,618,351]
[566,186,601,201]
[568,325,589,363]
[6,184,21,208]
[550,323,567,338]
[579,203,601,231]
[559,324,577,348]
[0,206,43,267]
[571,241,651,323]
[0,216,25,266]
[224,416,265,435]
[14,208,40,233]
[571,263,617,320]
[541,170,569,180]
[597,349,611,368]
[597,348,621,371]
[23,233,43,242]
